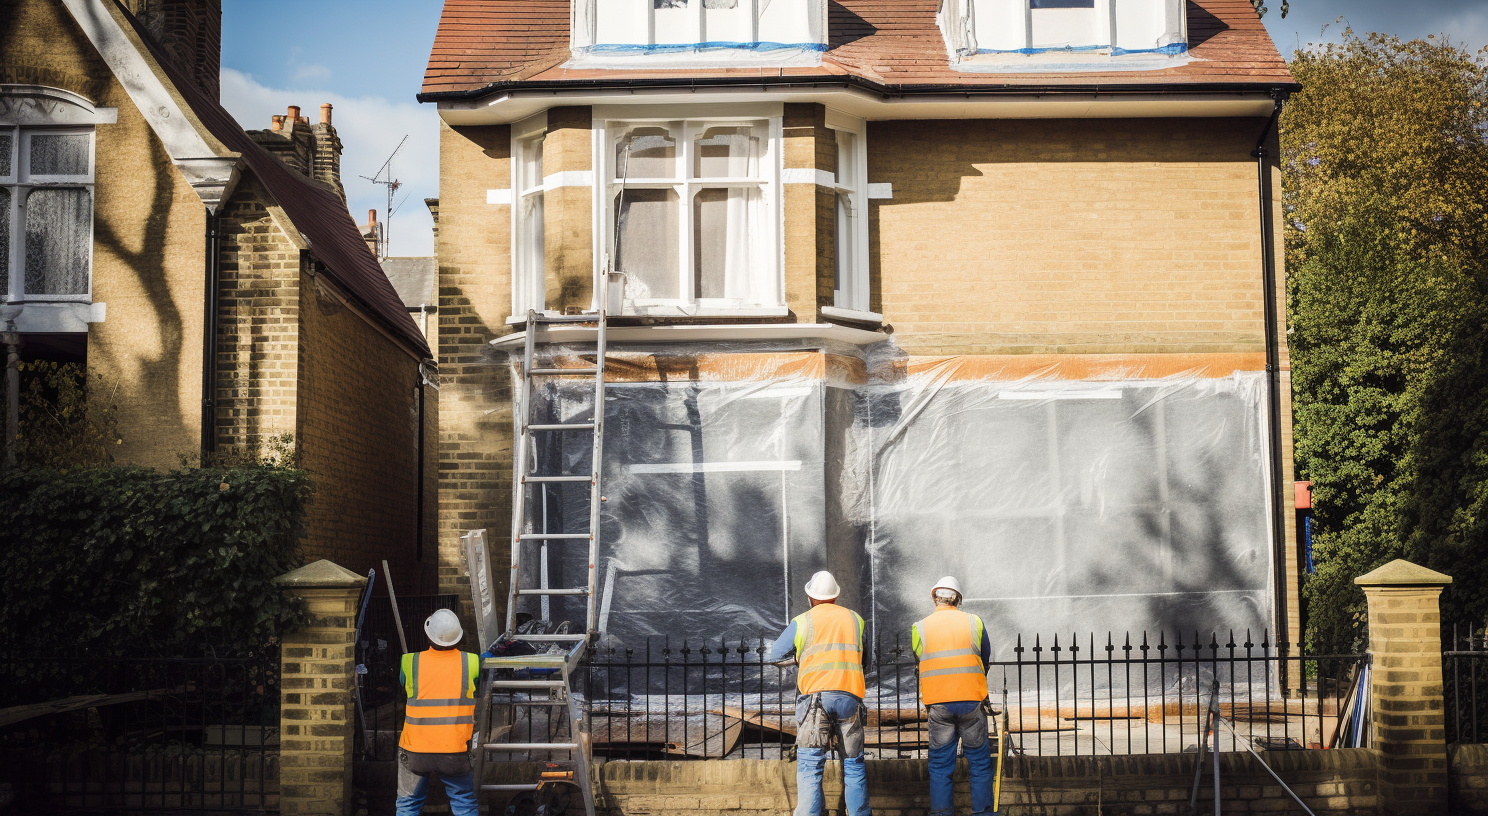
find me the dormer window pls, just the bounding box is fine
[941,0,1187,71]
[569,0,827,68]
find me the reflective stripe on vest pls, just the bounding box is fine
[793,604,866,698]
[913,608,987,705]
[399,649,480,753]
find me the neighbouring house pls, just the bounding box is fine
[1,0,437,592]
[419,0,1301,652]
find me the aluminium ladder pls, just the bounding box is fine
[473,280,611,816]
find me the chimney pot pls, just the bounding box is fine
[368,209,377,225]
[320,103,333,125]
[271,115,284,132]
[286,105,301,121]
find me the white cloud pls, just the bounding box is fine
[219,67,439,258]
[292,63,333,82]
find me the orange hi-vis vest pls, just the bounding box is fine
[399,648,480,753]
[793,603,866,698]
[912,607,988,705]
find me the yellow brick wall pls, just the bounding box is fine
[4,0,207,468]
[297,270,435,595]
[216,178,301,456]
[867,117,1267,355]
[435,120,517,610]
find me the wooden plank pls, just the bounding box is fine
[0,689,172,728]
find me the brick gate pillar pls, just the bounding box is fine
[274,560,367,816]
[1356,559,1453,815]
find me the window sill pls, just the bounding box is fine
[507,306,791,325]
[3,301,104,332]
[819,306,884,327]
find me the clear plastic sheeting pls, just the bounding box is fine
[503,340,1274,665]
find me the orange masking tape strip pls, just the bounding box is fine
[897,352,1268,382]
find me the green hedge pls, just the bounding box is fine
[0,466,313,655]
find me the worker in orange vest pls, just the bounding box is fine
[766,571,872,816]
[396,609,481,816]
[912,576,994,816]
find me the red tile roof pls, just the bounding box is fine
[125,12,431,357]
[420,0,1294,99]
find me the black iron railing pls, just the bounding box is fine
[576,630,1367,759]
[1446,621,1488,744]
[360,628,1367,761]
[0,652,279,812]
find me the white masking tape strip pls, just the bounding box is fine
[543,170,594,189]
[999,390,1124,401]
[782,168,835,186]
[867,182,893,199]
[629,460,804,474]
[486,189,513,205]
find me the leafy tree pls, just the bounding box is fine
[1285,33,1488,650]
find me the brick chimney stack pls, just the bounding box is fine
[246,103,347,204]
[361,210,381,258]
[310,104,346,203]
[122,0,223,101]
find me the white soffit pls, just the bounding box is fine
[490,322,886,351]
[439,88,1277,127]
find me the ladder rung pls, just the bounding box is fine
[512,634,588,642]
[517,588,589,596]
[484,742,578,752]
[523,475,592,483]
[507,699,573,707]
[488,679,569,688]
[481,784,541,792]
[528,423,595,431]
[518,533,590,540]
[529,367,600,375]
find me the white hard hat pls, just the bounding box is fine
[932,576,962,598]
[424,609,464,647]
[804,571,841,601]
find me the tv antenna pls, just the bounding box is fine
[359,135,407,258]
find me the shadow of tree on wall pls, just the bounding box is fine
[89,136,192,464]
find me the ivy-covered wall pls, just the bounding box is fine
[0,466,312,656]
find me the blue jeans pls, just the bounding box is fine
[927,701,995,816]
[795,692,871,816]
[395,750,479,816]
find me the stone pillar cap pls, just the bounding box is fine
[274,559,368,589]
[1354,559,1452,587]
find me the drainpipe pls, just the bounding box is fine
[3,319,18,467]
[201,209,220,463]
[1253,91,1288,649]
[416,365,425,562]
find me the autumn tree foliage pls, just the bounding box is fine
[1285,33,1488,650]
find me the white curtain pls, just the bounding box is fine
[25,188,90,295]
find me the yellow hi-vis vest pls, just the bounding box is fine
[912,607,988,705]
[399,649,480,753]
[793,603,866,698]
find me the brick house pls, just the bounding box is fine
[419,0,1301,649]
[1,0,437,592]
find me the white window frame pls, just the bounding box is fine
[511,112,547,317]
[827,112,869,313]
[592,108,784,316]
[2,125,95,304]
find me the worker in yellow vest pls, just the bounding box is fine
[396,609,481,816]
[765,571,872,816]
[912,577,995,816]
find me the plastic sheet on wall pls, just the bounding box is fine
[503,341,1274,667]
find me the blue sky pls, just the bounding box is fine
[218,1,1488,258]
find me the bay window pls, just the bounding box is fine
[601,116,781,314]
[2,126,94,303]
[512,116,546,316]
[830,124,868,313]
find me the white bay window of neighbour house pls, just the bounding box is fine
[605,118,779,311]
[831,127,868,313]
[578,0,826,50]
[513,132,546,315]
[0,127,94,302]
[961,0,1186,54]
